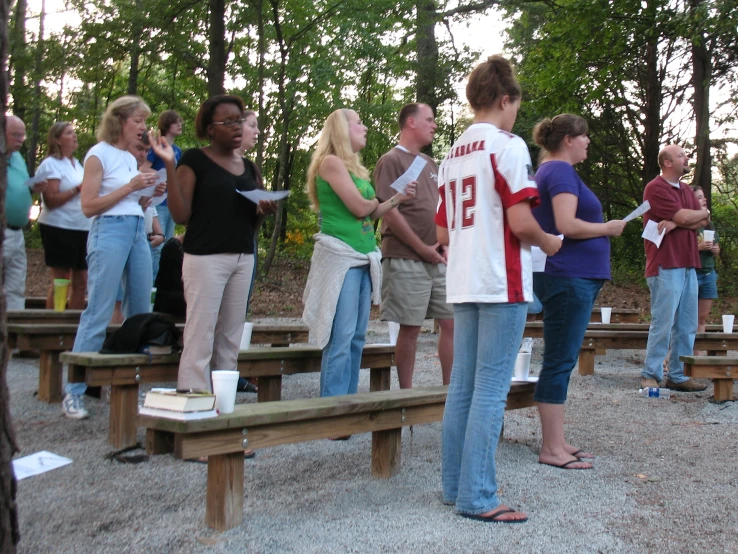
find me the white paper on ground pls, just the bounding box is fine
[623,200,650,223]
[236,188,290,204]
[390,155,427,194]
[12,451,72,481]
[642,219,666,248]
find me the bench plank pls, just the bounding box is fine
[62,344,395,449]
[681,355,737,402]
[9,323,308,404]
[142,383,535,531]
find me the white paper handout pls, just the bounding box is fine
[642,219,666,248]
[623,200,651,223]
[531,246,547,272]
[12,451,72,481]
[236,188,290,204]
[24,165,52,188]
[390,155,427,193]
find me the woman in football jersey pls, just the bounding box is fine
[303,109,415,404]
[436,55,561,523]
[531,114,626,469]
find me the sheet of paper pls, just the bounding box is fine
[236,188,290,204]
[390,155,427,193]
[642,219,666,248]
[12,451,72,481]
[531,246,547,272]
[623,200,650,223]
[23,165,52,188]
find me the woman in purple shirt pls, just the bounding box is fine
[531,114,626,469]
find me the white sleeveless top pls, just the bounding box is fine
[84,142,144,218]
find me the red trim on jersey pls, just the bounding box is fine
[491,153,525,303]
[435,184,448,227]
[509,186,541,209]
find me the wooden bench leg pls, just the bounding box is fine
[256,376,282,402]
[109,384,139,449]
[578,348,596,376]
[371,428,402,478]
[370,367,391,392]
[713,379,734,402]
[38,350,63,403]
[146,429,174,455]
[206,452,244,531]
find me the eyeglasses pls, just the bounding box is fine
[210,118,246,128]
[11,132,25,140]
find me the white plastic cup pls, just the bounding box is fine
[211,370,239,414]
[388,322,400,346]
[600,307,612,325]
[703,229,715,242]
[240,322,254,350]
[150,287,157,312]
[513,352,531,381]
[722,314,734,334]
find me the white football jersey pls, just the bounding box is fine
[435,123,539,304]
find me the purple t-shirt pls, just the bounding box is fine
[532,161,611,280]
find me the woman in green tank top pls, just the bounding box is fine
[303,108,416,408]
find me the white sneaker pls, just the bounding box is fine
[62,394,89,420]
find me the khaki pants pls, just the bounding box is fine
[177,252,255,392]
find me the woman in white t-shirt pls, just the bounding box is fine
[62,95,161,420]
[37,122,91,310]
[435,55,561,524]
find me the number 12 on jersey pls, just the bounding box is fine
[448,176,477,230]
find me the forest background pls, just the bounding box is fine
[7,0,738,291]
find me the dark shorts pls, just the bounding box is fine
[39,223,89,270]
[696,269,718,300]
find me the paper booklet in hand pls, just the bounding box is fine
[143,388,215,412]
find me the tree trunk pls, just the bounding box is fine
[27,0,44,172]
[690,0,711,206]
[641,32,662,187]
[256,0,265,169]
[207,0,226,96]
[9,0,26,123]
[127,0,142,95]
[1,0,22,548]
[415,0,438,157]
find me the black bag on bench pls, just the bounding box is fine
[100,313,181,354]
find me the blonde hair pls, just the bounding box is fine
[306,109,370,211]
[97,95,151,144]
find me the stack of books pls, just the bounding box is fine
[138,388,218,420]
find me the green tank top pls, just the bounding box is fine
[316,173,376,254]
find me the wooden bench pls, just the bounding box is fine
[61,344,396,450]
[141,382,536,531]
[7,309,84,324]
[576,331,738,375]
[680,355,738,402]
[527,306,641,323]
[9,323,308,403]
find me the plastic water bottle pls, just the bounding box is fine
[639,387,671,399]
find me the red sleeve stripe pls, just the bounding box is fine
[491,153,526,303]
[435,184,448,228]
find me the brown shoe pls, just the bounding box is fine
[641,378,659,389]
[664,379,707,392]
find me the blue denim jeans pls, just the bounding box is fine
[441,302,527,514]
[533,274,604,404]
[320,266,371,397]
[66,215,153,395]
[643,267,698,383]
[156,203,176,239]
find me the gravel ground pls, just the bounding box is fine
[9,317,738,554]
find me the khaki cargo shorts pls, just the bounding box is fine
[380,257,454,326]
